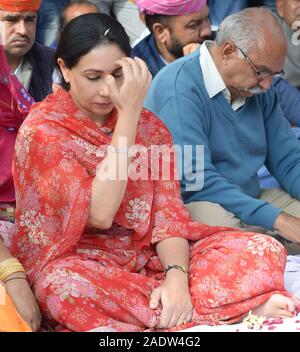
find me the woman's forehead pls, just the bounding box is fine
[77,44,125,72]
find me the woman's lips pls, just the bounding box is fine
[94,102,112,106]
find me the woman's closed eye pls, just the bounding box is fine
[87,76,101,81]
[86,73,122,81]
[113,73,123,79]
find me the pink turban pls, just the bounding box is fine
[135,0,207,16]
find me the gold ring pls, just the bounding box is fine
[183,320,187,324]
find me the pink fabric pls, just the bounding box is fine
[0,42,34,204]
[136,0,207,15]
[0,220,14,249]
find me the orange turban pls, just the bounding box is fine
[0,0,41,12]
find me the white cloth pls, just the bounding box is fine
[284,255,300,299]
[14,58,32,90]
[199,40,246,111]
[182,315,300,332]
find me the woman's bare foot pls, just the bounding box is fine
[252,294,299,318]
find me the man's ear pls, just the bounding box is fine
[139,12,145,24]
[57,58,70,83]
[152,22,169,44]
[221,41,237,65]
[276,0,284,19]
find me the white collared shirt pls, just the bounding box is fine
[199,40,246,111]
[14,58,32,90]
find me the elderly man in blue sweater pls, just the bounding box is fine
[145,7,300,254]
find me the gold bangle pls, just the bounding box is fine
[164,264,188,276]
[0,258,19,266]
[0,258,25,282]
[0,267,25,281]
[0,258,24,267]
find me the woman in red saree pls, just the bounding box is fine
[11,13,299,332]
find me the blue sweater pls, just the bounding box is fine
[145,49,300,229]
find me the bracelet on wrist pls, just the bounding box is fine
[3,276,28,284]
[0,258,26,282]
[164,264,188,277]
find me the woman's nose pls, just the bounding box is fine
[99,83,109,97]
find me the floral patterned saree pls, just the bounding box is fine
[11,86,289,331]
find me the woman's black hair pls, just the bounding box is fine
[55,13,132,90]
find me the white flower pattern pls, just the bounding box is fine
[19,210,50,246]
[246,235,283,256]
[125,197,151,228]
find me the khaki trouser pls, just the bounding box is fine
[185,188,300,254]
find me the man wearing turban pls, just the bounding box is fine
[132,0,211,77]
[0,0,54,101]
[0,1,55,218]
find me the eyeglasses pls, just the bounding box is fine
[236,45,285,79]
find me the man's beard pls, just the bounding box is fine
[167,35,184,59]
[239,86,266,95]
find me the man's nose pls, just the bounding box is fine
[16,20,28,36]
[199,20,212,40]
[259,75,273,91]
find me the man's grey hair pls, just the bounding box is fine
[215,7,284,54]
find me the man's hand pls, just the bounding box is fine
[183,43,200,56]
[274,211,300,244]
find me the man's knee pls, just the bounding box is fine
[185,201,242,228]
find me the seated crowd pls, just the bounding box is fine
[1,0,300,332]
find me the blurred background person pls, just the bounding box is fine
[36,0,70,48]
[276,0,300,89]
[60,0,98,31]
[90,0,146,44]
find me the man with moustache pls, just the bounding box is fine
[145,8,300,255]
[0,0,55,220]
[132,0,211,77]
[0,0,55,101]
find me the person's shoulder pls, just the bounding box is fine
[27,42,55,69]
[162,49,200,73]
[21,89,63,128]
[29,42,55,57]
[138,108,174,145]
[152,49,201,88]
[256,85,277,106]
[132,33,152,53]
